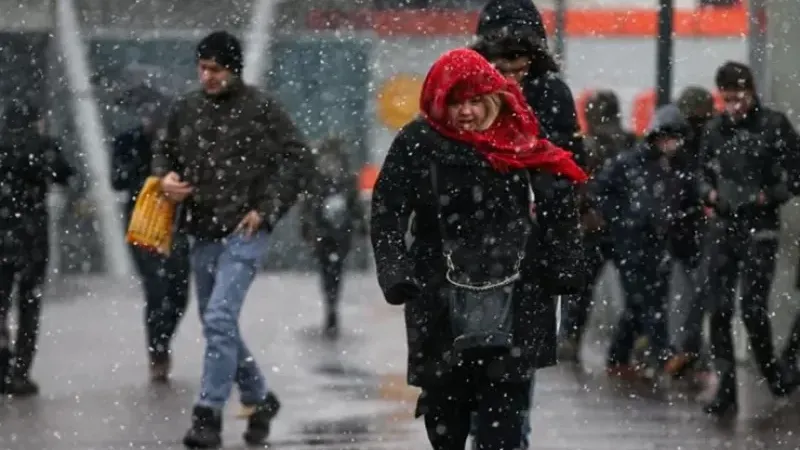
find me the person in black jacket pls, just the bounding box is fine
[110,102,190,383]
[300,136,364,339]
[474,0,585,164]
[0,98,76,396]
[371,48,586,450]
[698,62,799,416]
[591,105,694,381]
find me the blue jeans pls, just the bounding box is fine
[191,231,269,410]
[470,374,534,449]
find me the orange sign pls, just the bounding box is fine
[377,74,423,130]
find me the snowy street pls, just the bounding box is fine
[0,273,795,449]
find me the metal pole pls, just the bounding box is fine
[656,0,674,106]
[748,0,767,101]
[554,0,567,65]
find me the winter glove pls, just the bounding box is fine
[385,281,422,305]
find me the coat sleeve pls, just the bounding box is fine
[152,99,185,177]
[110,133,134,191]
[588,155,626,224]
[536,176,584,295]
[768,111,799,201]
[251,94,313,229]
[370,128,421,305]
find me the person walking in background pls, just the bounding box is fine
[0,98,77,396]
[472,3,585,446]
[111,101,190,383]
[153,31,312,448]
[700,62,800,416]
[301,136,365,339]
[371,48,586,450]
[559,89,636,362]
[590,105,694,382]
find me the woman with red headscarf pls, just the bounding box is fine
[370,48,586,449]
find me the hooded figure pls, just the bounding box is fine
[0,98,75,397]
[590,104,694,380]
[371,48,585,450]
[475,0,586,165]
[301,136,365,338]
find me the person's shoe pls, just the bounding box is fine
[6,376,39,397]
[664,352,694,377]
[149,353,171,384]
[323,310,340,340]
[243,392,281,446]
[606,363,643,381]
[183,405,222,449]
[702,391,738,418]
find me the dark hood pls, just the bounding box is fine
[646,104,690,140]
[476,0,546,44]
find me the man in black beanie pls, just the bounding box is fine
[698,61,799,416]
[153,30,312,448]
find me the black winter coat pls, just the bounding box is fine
[111,126,154,217]
[370,119,582,388]
[0,131,74,266]
[699,105,799,232]
[152,81,311,240]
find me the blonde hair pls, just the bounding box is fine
[477,93,503,131]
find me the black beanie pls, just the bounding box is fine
[196,31,243,75]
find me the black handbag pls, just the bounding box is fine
[430,163,534,352]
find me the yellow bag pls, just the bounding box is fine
[126,176,176,256]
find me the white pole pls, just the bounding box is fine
[242,0,278,86]
[55,0,132,278]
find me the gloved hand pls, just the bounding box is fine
[386,281,422,305]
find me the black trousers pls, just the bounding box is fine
[561,233,614,341]
[418,359,530,450]
[706,222,779,383]
[608,251,671,366]
[315,237,349,310]
[0,258,47,378]
[131,234,190,360]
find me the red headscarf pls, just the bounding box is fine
[419,48,587,183]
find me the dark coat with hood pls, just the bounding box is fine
[591,105,695,266]
[698,101,799,233]
[371,119,582,388]
[152,81,312,240]
[477,0,586,165]
[0,100,74,267]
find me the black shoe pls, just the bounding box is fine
[6,377,39,397]
[243,392,281,446]
[183,406,222,449]
[768,364,799,398]
[702,374,738,418]
[702,394,738,418]
[323,310,339,340]
[149,352,171,384]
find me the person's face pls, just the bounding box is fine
[198,59,234,96]
[491,57,531,84]
[446,96,488,131]
[655,135,682,157]
[719,89,755,121]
